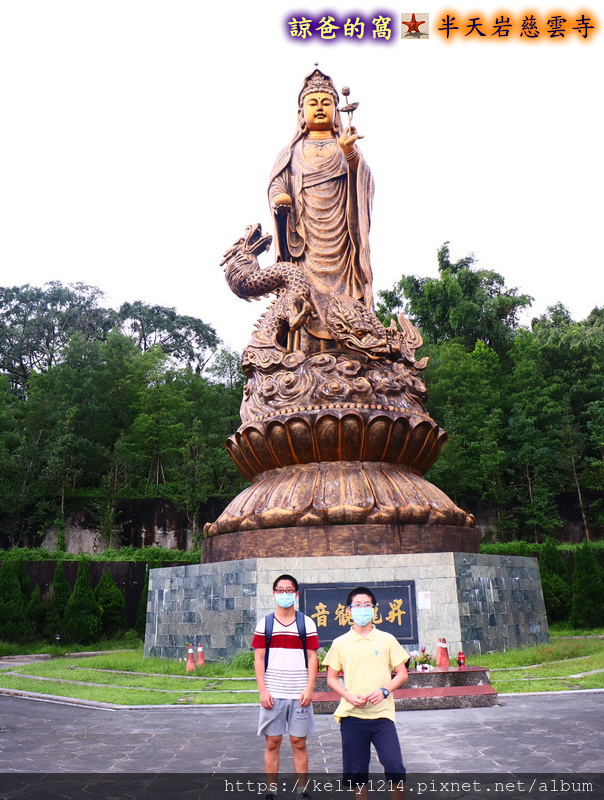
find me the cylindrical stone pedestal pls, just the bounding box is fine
[202,523,481,562]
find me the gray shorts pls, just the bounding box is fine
[258,698,316,738]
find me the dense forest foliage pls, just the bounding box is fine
[377,243,603,542]
[0,283,246,549]
[0,244,602,549]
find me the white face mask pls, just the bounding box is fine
[275,592,296,608]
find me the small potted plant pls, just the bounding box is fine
[317,645,330,671]
[416,645,434,671]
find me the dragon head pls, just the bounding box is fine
[221,223,273,268]
[243,223,273,257]
[326,295,388,358]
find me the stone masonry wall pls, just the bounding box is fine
[144,553,548,661]
[455,553,548,654]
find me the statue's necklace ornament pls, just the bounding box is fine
[203,69,476,560]
[303,138,336,149]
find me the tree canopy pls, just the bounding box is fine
[117,301,219,372]
[0,282,243,548]
[0,282,222,394]
[377,242,533,353]
[377,245,602,542]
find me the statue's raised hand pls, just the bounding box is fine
[338,126,364,159]
[273,192,292,215]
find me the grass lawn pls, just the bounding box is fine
[7,664,256,691]
[1,631,602,705]
[470,637,604,693]
[0,631,142,658]
[549,623,604,637]
[0,674,259,705]
[469,636,603,668]
[0,645,259,705]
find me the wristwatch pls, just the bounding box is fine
[381,687,390,698]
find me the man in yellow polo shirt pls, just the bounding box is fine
[324,586,409,799]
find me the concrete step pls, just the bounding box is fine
[315,666,492,692]
[313,683,498,713]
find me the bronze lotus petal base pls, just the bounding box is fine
[226,408,448,480]
[204,460,474,542]
[204,365,476,560]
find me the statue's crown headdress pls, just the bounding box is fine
[298,68,339,107]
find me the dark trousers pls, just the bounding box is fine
[340,716,406,785]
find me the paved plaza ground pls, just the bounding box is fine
[0,691,602,774]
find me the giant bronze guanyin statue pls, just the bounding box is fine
[203,69,478,561]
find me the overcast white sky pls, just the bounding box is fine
[1,0,602,353]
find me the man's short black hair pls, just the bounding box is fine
[273,574,299,591]
[346,586,377,607]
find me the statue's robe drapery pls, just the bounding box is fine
[268,137,374,339]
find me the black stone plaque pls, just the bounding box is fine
[299,581,418,647]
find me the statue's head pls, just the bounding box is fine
[296,68,342,136]
[298,68,339,107]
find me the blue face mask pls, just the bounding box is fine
[350,607,374,627]
[275,592,296,608]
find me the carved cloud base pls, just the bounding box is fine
[204,460,474,541]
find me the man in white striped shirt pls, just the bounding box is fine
[253,574,320,799]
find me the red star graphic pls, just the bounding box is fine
[402,13,426,34]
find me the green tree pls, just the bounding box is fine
[539,538,571,622]
[558,403,592,540]
[27,585,46,638]
[0,282,114,393]
[528,305,604,540]
[118,350,189,495]
[569,542,604,629]
[51,560,72,611]
[207,347,245,391]
[117,301,220,372]
[502,330,567,540]
[0,561,30,642]
[135,561,161,640]
[0,376,36,548]
[14,559,33,604]
[26,333,140,496]
[376,242,533,353]
[582,400,604,532]
[39,405,86,520]
[170,373,247,537]
[94,571,126,636]
[423,341,507,512]
[62,560,102,644]
[541,573,572,624]
[114,349,247,513]
[174,419,213,545]
[0,282,242,546]
[3,332,147,543]
[44,561,72,640]
[539,537,568,579]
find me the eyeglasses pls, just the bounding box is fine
[350,603,374,609]
[274,589,296,594]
